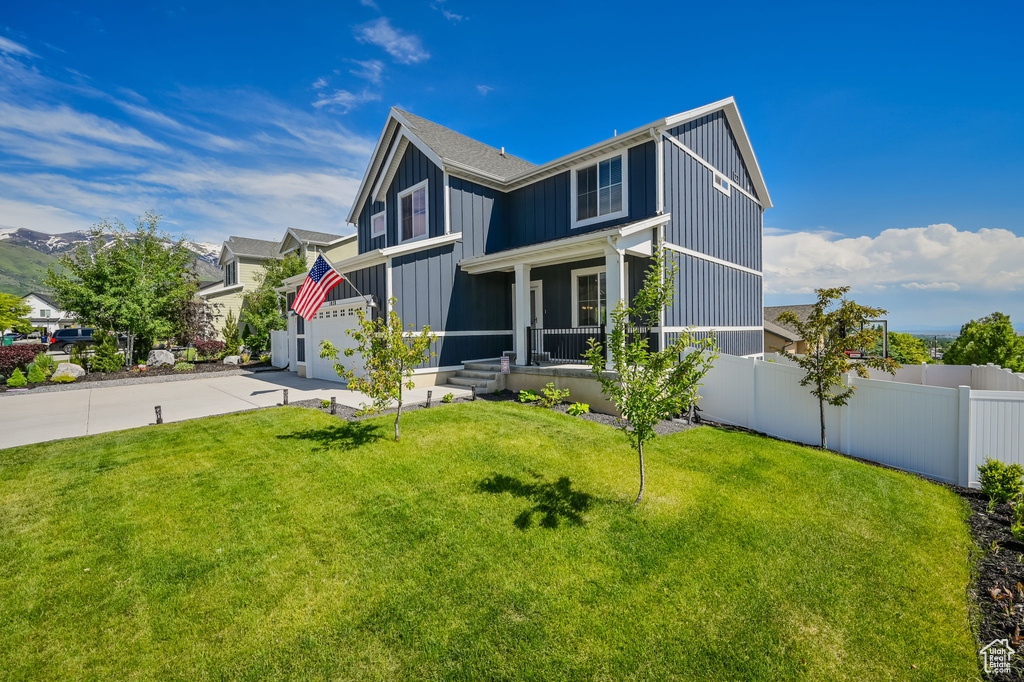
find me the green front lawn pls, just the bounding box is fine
[0,403,978,679]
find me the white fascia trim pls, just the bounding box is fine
[651,127,664,214]
[443,171,451,235]
[656,326,763,333]
[324,232,463,276]
[459,213,670,274]
[217,245,236,267]
[443,160,508,190]
[346,114,400,224]
[661,133,761,207]
[326,233,358,246]
[403,329,513,338]
[372,127,445,205]
[663,243,762,277]
[199,283,244,296]
[570,147,629,229]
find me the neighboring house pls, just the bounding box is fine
[199,231,358,339]
[21,292,76,334]
[278,97,770,386]
[763,304,813,354]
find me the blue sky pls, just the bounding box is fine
[1,0,1022,328]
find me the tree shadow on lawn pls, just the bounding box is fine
[277,421,383,452]
[477,472,595,530]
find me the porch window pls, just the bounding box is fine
[371,209,386,239]
[572,152,627,227]
[572,267,607,327]
[399,180,428,243]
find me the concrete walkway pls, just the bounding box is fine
[0,372,470,450]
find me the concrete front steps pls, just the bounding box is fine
[444,360,503,394]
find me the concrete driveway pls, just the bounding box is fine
[0,372,469,450]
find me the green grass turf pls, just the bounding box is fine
[0,402,979,680]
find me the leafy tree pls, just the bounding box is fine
[584,251,719,505]
[777,287,899,449]
[45,212,198,366]
[173,298,221,347]
[222,310,242,356]
[241,253,307,354]
[876,331,932,365]
[943,312,1024,371]
[320,298,436,442]
[0,293,33,335]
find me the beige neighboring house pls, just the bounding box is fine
[763,304,814,354]
[198,230,358,338]
[21,292,76,334]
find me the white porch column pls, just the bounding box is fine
[513,262,531,365]
[604,243,626,365]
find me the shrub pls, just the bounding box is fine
[567,402,590,416]
[0,344,48,377]
[979,458,1024,510]
[241,352,251,363]
[69,342,89,371]
[51,374,76,383]
[26,363,46,384]
[1012,503,1024,543]
[33,352,56,377]
[518,389,541,403]
[173,362,195,372]
[441,392,454,404]
[320,399,331,409]
[259,353,271,363]
[539,382,571,408]
[6,368,27,388]
[195,340,225,360]
[91,331,124,373]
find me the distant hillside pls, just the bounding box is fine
[0,227,222,296]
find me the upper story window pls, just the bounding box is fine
[224,260,238,286]
[39,309,50,318]
[398,180,428,243]
[571,151,628,228]
[371,210,386,240]
[713,172,731,196]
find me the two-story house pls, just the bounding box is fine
[20,292,76,334]
[200,230,357,338]
[277,97,769,389]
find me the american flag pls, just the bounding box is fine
[292,255,345,320]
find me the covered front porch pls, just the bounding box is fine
[460,215,669,366]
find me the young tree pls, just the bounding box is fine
[45,213,198,366]
[943,312,1024,371]
[173,298,222,347]
[241,253,307,353]
[0,293,33,335]
[319,298,436,442]
[222,310,242,356]
[584,251,718,505]
[777,287,899,449]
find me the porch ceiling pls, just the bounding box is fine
[459,213,670,274]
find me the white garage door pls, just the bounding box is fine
[306,301,367,383]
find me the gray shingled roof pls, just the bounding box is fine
[288,228,342,244]
[764,304,815,337]
[25,292,58,308]
[397,109,535,180]
[224,236,281,260]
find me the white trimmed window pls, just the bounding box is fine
[571,151,628,228]
[224,260,238,286]
[571,266,607,327]
[398,180,428,243]
[371,209,386,240]
[713,172,731,196]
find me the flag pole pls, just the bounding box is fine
[318,252,375,307]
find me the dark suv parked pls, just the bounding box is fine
[49,328,97,353]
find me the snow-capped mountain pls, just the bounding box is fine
[0,227,221,266]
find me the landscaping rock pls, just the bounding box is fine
[223,355,241,365]
[51,362,86,380]
[147,349,175,368]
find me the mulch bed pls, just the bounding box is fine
[0,360,273,393]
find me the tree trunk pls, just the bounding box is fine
[818,375,827,449]
[394,400,402,442]
[634,440,646,505]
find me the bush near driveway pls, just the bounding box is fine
[0,344,47,379]
[0,402,979,680]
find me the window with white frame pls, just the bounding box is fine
[224,260,237,286]
[572,152,627,227]
[713,172,731,196]
[398,180,428,243]
[371,210,386,240]
[571,266,607,327]
[40,309,50,318]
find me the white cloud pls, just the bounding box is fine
[431,1,465,22]
[0,197,93,232]
[0,36,36,58]
[312,76,328,89]
[0,101,168,152]
[476,84,493,96]
[764,223,1024,295]
[311,88,381,113]
[354,17,429,64]
[349,58,384,85]
[360,0,380,9]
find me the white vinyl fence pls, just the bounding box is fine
[700,354,1024,487]
[270,330,289,369]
